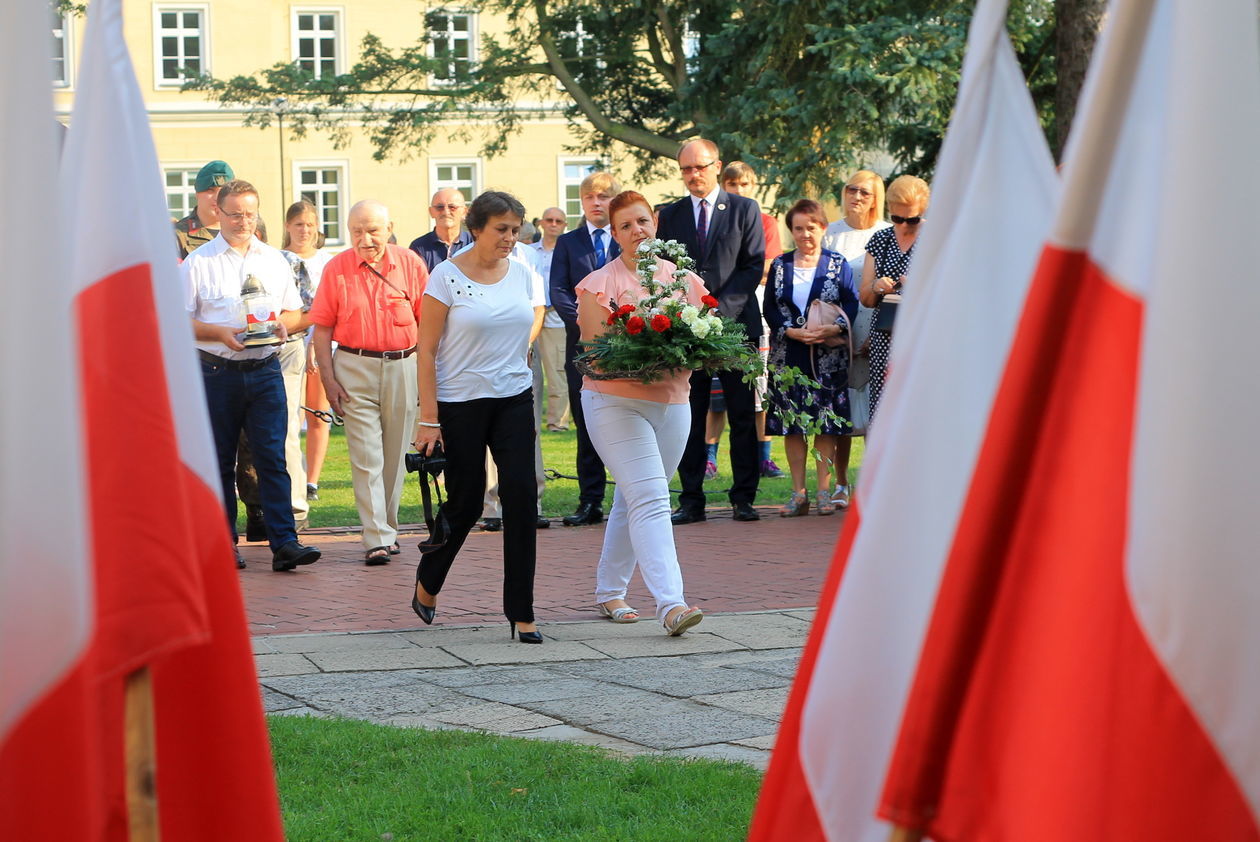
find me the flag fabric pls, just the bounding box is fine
[878,0,1260,839]
[747,0,1058,838]
[2,0,284,837]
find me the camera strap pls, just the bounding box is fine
[417,470,448,554]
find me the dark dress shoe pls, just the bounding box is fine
[481,517,502,532]
[732,502,762,522]
[670,507,706,525]
[272,541,320,571]
[562,502,603,526]
[536,516,551,529]
[245,507,267,542]
[234,548,246,570]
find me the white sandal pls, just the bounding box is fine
[597,602,640,623]
[663,606,704,636]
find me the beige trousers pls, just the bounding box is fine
[279,338,310,518]
[536,323,570,430]
[334,350,418,549]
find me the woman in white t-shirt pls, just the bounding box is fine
[281,200,335,501]
[412,191,546,643]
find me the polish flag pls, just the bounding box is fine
[0,0,284,837]
[878,0,1260,838]
[747,0,1058,838]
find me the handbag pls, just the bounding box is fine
[805,299,848,348]
[805,304,869,436]
[872,292,901,333]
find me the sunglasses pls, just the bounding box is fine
[844,185,873,198]
[891,214,923,225]
[432,203,464,211]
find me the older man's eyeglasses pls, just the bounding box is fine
[844,185,873,198]
[890,214,923,226]
[220,211,258,222]
[679,160,717,175]
[432,203,464,211]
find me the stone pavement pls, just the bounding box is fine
[245,505,844,768]
[256,609,811,770]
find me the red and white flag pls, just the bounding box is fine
[1,0,284,837]
[748,0,1057,838]
[879,0,1260,838]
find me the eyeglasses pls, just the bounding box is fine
[844,185,873,198]
[432,203,465,211]
[542,217,566,224]
[890,214,923,225]
[220,211,258,222]
[679,160,717,175]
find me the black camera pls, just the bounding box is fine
[405,442,447,476]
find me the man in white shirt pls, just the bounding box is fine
[528,207,570,431]
[184,180,321,572]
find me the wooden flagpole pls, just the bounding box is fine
[124,666,160,842]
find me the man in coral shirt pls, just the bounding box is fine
[310,200,429,564]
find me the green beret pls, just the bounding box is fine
[196,160,234,193]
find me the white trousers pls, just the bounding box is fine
[581,390,691,620]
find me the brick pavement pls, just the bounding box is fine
[240,506,844,636]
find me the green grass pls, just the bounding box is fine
[270,715,763,841]
[285,416,865,529]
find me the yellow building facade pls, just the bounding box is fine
[51,0,680,248]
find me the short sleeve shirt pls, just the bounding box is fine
[182,234,302,360]
[425,258,545,402]
[308,244,428,351]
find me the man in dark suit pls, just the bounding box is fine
[656,139,766,523]
[549,171,621,525]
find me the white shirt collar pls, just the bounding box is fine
[585,220,610,240]
[691,186,722,210]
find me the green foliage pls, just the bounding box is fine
[185,0,1059,205]
[270,715,763,841]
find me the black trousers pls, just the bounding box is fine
[417,389,537,623]
[564,323,608,505]
[677,367,760,512]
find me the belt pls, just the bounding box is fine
[198,349,278,371]
[338,345,417,360]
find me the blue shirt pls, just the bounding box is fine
[408,229,473,274]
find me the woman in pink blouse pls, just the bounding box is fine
[575,191,708,636]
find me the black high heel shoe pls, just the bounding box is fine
[510,621,542,644]
[411,583,436,625]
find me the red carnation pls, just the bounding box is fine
[650,314,672,332]
[606,312,618,325]
[616,304,635,316]
[626,315,646,334]
[701,294,719,309]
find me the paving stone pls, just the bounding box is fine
[439,640,607,666]
[581,706,779,751]
[417,665,567,689]
[665,743,770,770]
[263,632,417,653]
[269,706,329,719]
[517,688,670,727]
[262,687,304,712]
[264,669,432,698]
[731,734,779,750]
[513,724,657,756]
[254,653,319,677]
[307,648,466,672]
[540,620,672,641]
[458,676,606,705]
[381,715,461,731]
[581,632,746,659]
[728,654,802,679]
[306,684,472,720]
[697,614,811,650]
[427,702,561,732]
[397,626,542,646]
[552,657,789,697]
[251,637,278,655]
[694,687,789,716]
[781,609,818,623]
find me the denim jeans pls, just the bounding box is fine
[200,354,296,551]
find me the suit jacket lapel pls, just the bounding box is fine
[702,190,731,261]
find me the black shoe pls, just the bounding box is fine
[245,507,267,542]
[536,516,551,529]
[562,502,603,526]
[481,517,502,532]
[412,593,436,625]
[670,507,706,525]
[732,502,762,522]
[234,547,246,570]
[511,621,543,644]
[272,541,320,571]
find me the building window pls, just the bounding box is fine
[426,11,475,85]
[293,9,342,78]
[430,159,480,203]
[297,165,345,245]
[153,6,207,86]
[52,12,72,87]
[164,167,200,221]
[559,158,600,228]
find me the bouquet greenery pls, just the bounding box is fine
[574,238,762,383]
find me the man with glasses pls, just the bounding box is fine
[311,200,429,565]
[183,180,321,572]
[409,188,472,273]
[175,160,268,259]
[656,139,767,524]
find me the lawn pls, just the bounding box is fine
[271,715,764,841]
[288,421,865,529]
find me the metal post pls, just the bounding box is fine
[274,97,287,222]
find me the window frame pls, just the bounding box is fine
[426,9,477,87]
[162,164,202,222]
[292,160,350,246]
[290,6,346,79]
[151,3,210,89]
[428,157,482,204]
[557,157,601,229]
[52,11,74,89]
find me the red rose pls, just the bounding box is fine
[626,315,646,334]
[650,314,672,332]
[701,295,719,309]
